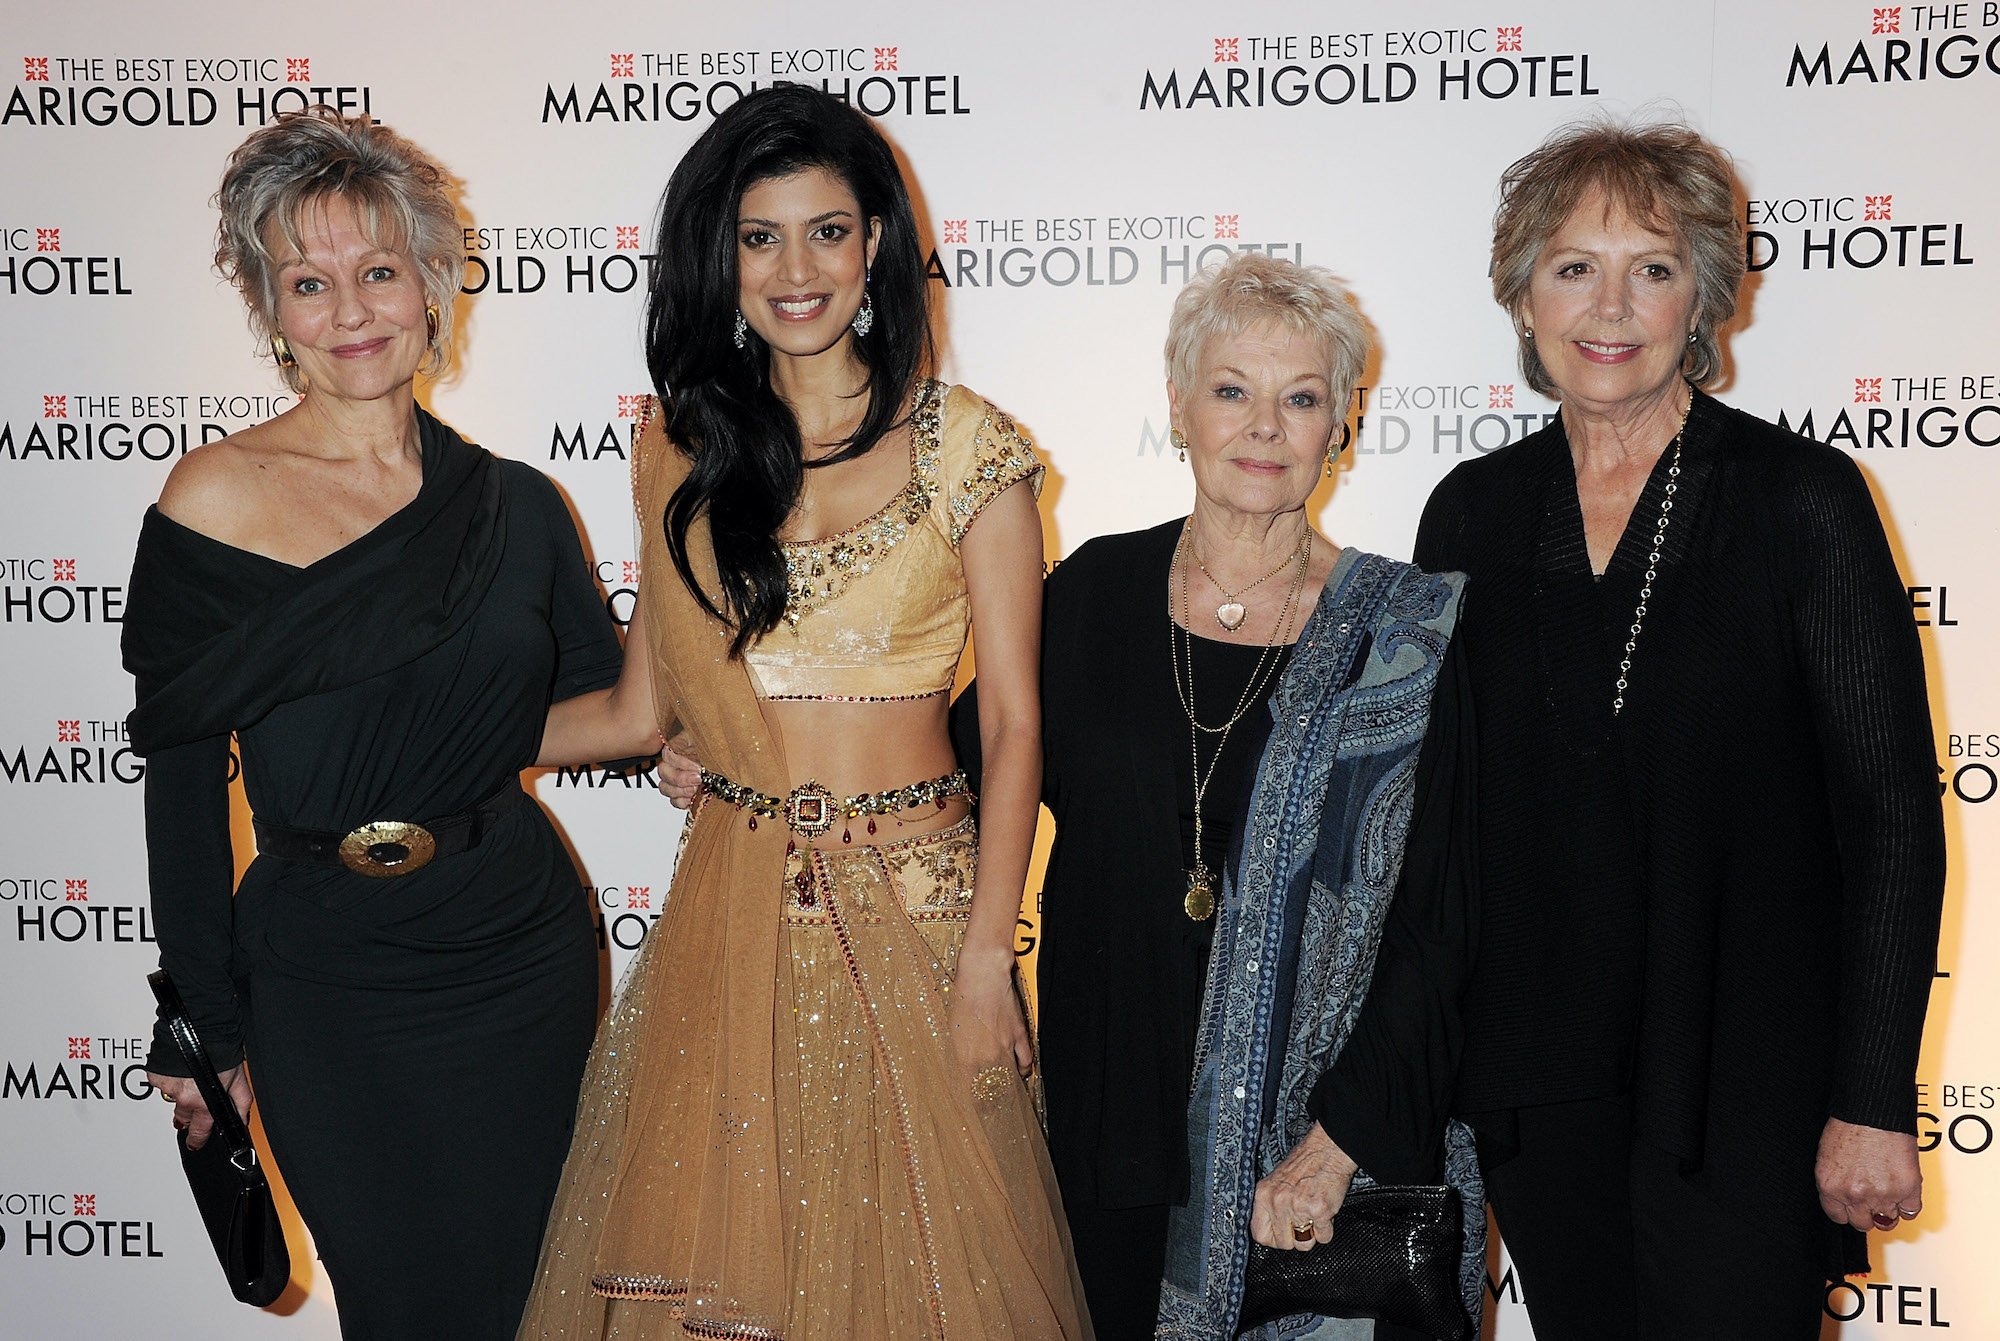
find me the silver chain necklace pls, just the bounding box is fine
[1611,398,1691,716]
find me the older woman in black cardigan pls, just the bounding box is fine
[1421,119,1946,1340]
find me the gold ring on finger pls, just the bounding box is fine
[1290,1218,1315,1243]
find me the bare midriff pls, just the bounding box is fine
[761,695,970,838]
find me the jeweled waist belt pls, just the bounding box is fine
[698,767,972,843]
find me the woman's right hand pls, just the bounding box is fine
[149,1067,253,1151]
[658,733,701,808]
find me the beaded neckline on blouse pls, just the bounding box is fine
[778,379,944,627]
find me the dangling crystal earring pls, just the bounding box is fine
[1324,451,1335,478]
[732,310,748,349]
[850,274,875,337]
[1170,427,1188,462]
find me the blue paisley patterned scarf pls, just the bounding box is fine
[1157,549,1485,1340]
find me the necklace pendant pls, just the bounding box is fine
[1214,601,1247,632]
[1184,863,1217,921]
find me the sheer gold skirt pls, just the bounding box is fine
[528,814,1090,1340]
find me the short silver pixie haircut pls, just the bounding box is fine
[213,107,464,393]
[1164,253,1370,418]
[1492,117,1744,397]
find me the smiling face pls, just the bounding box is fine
[735,166,880,359]
[267,192,430,404]
[1520,186,1700,420]
[1168,319,1341,521]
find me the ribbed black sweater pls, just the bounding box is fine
[1415,389,1944,1208]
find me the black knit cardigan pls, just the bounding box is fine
[1413,388,1944,1215]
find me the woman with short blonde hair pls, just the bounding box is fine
[126,107,622,1337]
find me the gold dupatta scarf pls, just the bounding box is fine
[519,405,795,1339]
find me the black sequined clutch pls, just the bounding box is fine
[1237,1184,1471,1339]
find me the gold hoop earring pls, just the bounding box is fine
[1170,427,1188,462]
[271,334,297,368]
[425,304,440,344]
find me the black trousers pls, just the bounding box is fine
[1478,1097,1827,1341]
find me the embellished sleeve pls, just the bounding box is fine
[939,388,1044,549]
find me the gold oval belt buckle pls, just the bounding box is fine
[782,782,840,840]
[338,821,438,878]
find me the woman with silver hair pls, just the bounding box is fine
[123,108,622,1337]
[936,252,1485,1337]
[1420,119,1944,1337]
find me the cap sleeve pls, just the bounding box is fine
[935,384,1044,549]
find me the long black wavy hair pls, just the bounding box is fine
[648,84,933,654]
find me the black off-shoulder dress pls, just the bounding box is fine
[122,411,623,1340]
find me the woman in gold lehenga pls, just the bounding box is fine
[522,85,1091,1340]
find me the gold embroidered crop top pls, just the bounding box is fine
[736,379,1041,701]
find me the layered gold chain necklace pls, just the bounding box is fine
[1169,521,1311,920]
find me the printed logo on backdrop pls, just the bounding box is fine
[4,874,156,947]
[1138,381,1554,462]
[0,224,133,297]
[928,211,1300,291]
[555,738,657,791]
[3,52,374,127]
[542,45,970,126]
[1,1033,154,1103]
[0,554,123,626]
[1773,371,2000,450]
[1825,1275,1955,1327]
[590,883,661,952]
[464,224,652,298]
[0,1191,165,1261]
[1943,732,2000,803]
[548,391,649,468]
[1747,189,1978,272]
[1786,3,2000,88]
[1917,1079,1999,1152]
[1,390,286,463]
[1139,24,1603,111]
[1,717,143,784]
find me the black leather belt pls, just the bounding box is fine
[252,784,521,879]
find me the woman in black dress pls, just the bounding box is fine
[124,109,623,1338]
[1421,119,1945,1338]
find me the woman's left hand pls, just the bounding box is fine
[1251,1122,1359,1250]
[947,948,1034,1080]
[1817,1116,1923,1230]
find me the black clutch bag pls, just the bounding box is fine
[1238,1183,1471,1340]
[148,970,290,1307]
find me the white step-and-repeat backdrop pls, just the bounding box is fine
[3,1,1994,1335]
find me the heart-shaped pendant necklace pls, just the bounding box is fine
[1191,526,1310,632]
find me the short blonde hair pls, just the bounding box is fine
[1492,118,1744,397]
[214,107,464,392]
[1164,253,1370,415]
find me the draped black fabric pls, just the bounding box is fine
[123,407,507,756]
[119,410,624,1339]
[1417,389,1944,1276]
